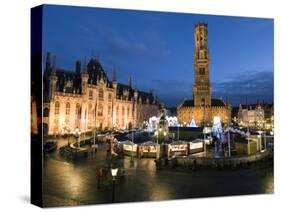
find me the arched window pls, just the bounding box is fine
[75,103,80,115]
[43,108,49,117]
[127,107,130,117]
[88,103,92,111]
[122,106,125,116]
[89,90,93,100]
[55,101,60,115]
[98,103,103,116]
[99,89,104,100]
[66,102,70,115]
[199,68,205,75]
[108,93,112,101]
[108,105,111,115]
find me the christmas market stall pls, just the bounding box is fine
[138,141,160,158]
[167,140,189,158]
[119,140,138,157]
[188,138,204,154]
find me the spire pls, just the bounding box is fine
[134,81,138,91]
[128,76,132,87]
[113,65,117,82]
[257,98,260,106]
[46,52,52,71]
[51,55,56,74]
[82,58,88,75]
[75,60,81,74]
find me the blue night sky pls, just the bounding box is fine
[42,4,274,107]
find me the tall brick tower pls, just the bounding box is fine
[193,23,211,107]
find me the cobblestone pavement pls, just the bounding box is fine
[42,137,274,207]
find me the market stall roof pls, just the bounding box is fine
[119,140,136,145]
[170,140,188,145]
[140,141,159,146]
[190,138,204,143]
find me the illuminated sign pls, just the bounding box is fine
[190,142,203,150]
[123,144,137,152]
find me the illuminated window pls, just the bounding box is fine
[199,68,205,75]
[98,103,103,116]
[66,102,70,115]
[108,105,111,115]
[89,90,93,100]
[88,103,92,114]
[75,103,80,115]
[55,101,60,115]
[43,108,49,117]
[99,89,104,100]
[88,103,92,128]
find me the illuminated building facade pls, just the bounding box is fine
[237,103,274,129]
[177,23,231,126]
[42,53,159,135]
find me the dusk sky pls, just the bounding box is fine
[42,4,274,107]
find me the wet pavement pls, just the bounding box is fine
[42,137,274,207]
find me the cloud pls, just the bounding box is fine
[150,79,194,107]
[212,70,273,105]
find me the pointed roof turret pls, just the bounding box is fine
[113,65,117,82]
[46,52,52,72]
[51,55,56,75]
[82,58,88,75]
[128,76,132,87]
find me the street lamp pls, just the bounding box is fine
[257,130,263,152]
[111,168,118,203]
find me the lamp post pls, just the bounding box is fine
[111,168,118,203]
[257,130,263,152]
[264,131,267,151]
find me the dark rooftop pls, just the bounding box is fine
[180,98,226,107]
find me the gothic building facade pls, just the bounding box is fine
[43,53,159,135]
[177,23,231,126]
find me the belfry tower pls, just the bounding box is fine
[193,23,211,106]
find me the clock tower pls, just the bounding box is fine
[193,23,211,107]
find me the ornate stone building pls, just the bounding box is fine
[177,23,231,126]
[237,102,273,129]
[43,53,159,135]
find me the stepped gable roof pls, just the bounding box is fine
[211,98,226,107]
[116,84,156,104]
[116,83,134,100]
[181,99,194,107]
[55,69,81,94]
[180,98,226,107]
[87,58,109,85]
[138,90,155,104]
